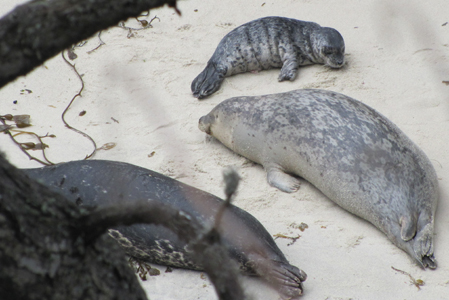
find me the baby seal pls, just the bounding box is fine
[198,89,439,269]
[191,16,345,99]
[24,160,307,298]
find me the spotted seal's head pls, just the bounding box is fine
[311,27,345,68]
[198,99,244,150]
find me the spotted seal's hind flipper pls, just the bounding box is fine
[412,214,437,269]
[422,255,437,269]
[191,62,225,99]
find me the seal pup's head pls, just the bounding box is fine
[311,27,345,68]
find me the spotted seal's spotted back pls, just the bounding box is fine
[199,89,439,268]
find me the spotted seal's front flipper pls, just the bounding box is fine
[266,165,301,193]
[191,62,226,99]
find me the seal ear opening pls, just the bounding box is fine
[400,215,417,242]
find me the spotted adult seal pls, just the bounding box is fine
[191,16,345,99]
[198,89,439,268]
[24,160,306,298]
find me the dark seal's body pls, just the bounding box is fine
[24,160,306,298]
[198,89,439,269]
[192,16,345,98]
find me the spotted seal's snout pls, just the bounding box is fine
[198,114,215,134]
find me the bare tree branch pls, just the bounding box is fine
[78,201,201,243]
[77,200,246,300]
[0,0,179,88]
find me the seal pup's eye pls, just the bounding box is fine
[322,47,334,55]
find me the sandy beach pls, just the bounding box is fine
[1,0,448,299]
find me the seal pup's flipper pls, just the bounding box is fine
[266,165,301,193]
[278,54,299,82]
[191,62,225,99]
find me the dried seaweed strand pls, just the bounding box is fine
[0,118,52,166]
[391,266,424,290]
[61,50,97,159]
[87,31,105,54]
[118,15,160,38]
[11,130,56,165]
[273,233,301,246]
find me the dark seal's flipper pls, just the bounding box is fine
[24,160,306,298]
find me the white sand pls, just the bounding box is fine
[1,0,449,299]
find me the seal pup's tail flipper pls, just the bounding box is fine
[191,62,225,99]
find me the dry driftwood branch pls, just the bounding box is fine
[0,153,148,300]
[0,0,178,89]
[0,0,246,299]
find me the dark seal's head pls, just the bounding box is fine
[311,27,345,68]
